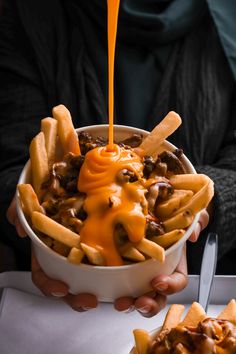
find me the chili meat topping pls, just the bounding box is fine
[39,132,185,259]
[150,318,236,354]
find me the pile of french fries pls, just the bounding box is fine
[131,299,236,354]
[17,105,214,266]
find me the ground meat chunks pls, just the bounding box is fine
[145,220,165,238]
[159,149,186,175]
[118,134,143,148]
[78,131,107,155]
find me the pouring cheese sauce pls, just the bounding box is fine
[77,0,149,266]
[78,144,148,266]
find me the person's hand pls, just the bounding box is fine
[7,197,98,312]
[114,209,210,317]
[114,245,187,317]
[7,197,27,237]
[188,209,209,242]
[31,249,98,311]
[7,197,209,315]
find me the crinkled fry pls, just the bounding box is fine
[17,183,44,218]
[52,104,81,156]
[150,229,185,249]
[41,117,58,168]
[133,329,151,354]
[139,111,182,156]
[136,238,165,262]
[29,132,49,199]
[80,243,106,266]
[32,211,80,248]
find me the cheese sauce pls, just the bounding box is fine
[76,0,150,266]
[107,0,120,148]
[78,144,148,266]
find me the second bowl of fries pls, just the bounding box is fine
[16,106,214,301]
[130,300,236,353]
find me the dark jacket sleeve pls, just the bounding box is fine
[187,111,236,274]
[0,1,49,267]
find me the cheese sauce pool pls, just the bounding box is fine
[78,0,148,266]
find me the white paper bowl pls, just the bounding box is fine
[16,124,199,302]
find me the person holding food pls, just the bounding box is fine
[0,0,236,317]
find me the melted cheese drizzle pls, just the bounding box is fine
[77,0,148,266]
[78,145,148,266]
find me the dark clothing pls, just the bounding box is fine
[0,0,236,273]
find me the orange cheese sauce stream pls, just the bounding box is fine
[107,0,120,149]
[77,0,147,266]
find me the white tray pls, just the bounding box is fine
[0,272,235,354]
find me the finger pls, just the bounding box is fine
[114,297,135,313]
[6,197,27,237]
[134,293,167,318]
[64,293,98,312]
[31,250,68,297]
[198,209,210,230]
[15,218,27,237]
[6,197,17,225]
[189,209,209,242]
[151,247,188,295]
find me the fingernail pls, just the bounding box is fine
[121,305,135,313]
[137,305,151,314]
[51,292,66,297]
[81,306,93,311]
[153,282,168,292]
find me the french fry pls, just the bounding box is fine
[29,132,49,199]
[171,179,214,217]
[162,304,185,331]
[22,106,215,268]
[132,300,236,353]
[150,229,185,249]
[120,244,146,262]
[17,183,44,218]
[162,211,194,232]
[41,117,58,168]
[179,302,206,327]
[156,190,194,219]
[32,211,80,248]
[136,238,165,262]
[217,299,236,324]
[52,240,71,257]
[130,348,138,354]
[52,104,81,155]
[80,243,106,266]
[139,111,182,156]
[169,174,211,193]
[133,329,151,354]
[67,247,84,264]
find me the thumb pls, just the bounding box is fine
[7,197,27,237]
[151,245,188,295]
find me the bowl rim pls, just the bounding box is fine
[16,124,200,270]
